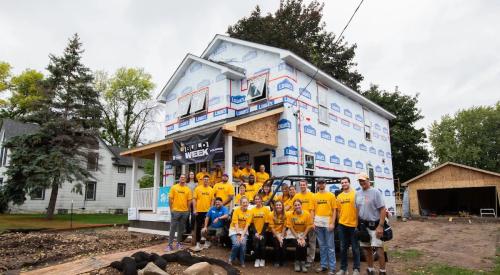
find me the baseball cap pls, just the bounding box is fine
[357,173,370,181]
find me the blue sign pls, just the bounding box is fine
[343,158,353,167]
[299,88,311,99]
[329,113,338,122]
[315,151,325,161]
[284,146,298,157]
[165,92,177,102]
[378,150,385,157]
[344,109,352,117]
[158,186,171,208]
[385,189,391,197]
[384,167,390,174]
[197,79,211,89]
[209,96,221,106]
[320,130,331,140]
[341,119,350,127]
[304,125,316,136]
[353,124,361,131]
[278,119,292,130]
[236,108,249,116]
[355,161,364,169]
[331,103,341,112]
[284,96,297,106]
[355,114,364,122]
[335,135,345,144]
[359,144,367,151]
[231,95,246,104]
[348,140,357,148]
[167,125,175,131]
[257,101,268,110]
[242,50,257,62]
[179,119,190,128]
[195,114,207,122]
[214,108,227,117]
[277,79,293,91]
[330,155,340,164]
[375,165,382,172]
[329,185,340,192]
[369,147,376,154]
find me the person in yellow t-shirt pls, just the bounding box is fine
[239,162,256,183]
[249,194,271,267]
[313,180,337,273]
[234,184,246,208]
[283,184,297,212]
[232,162,242,184]
[291,180,316,266]
[260,183,273,204]
[336,177,360,273]
[212,173,235,207]
[196,167,209,185]
[229,196,251,266]
[255,164,270,185]
[244,174,261,202]
[268,200,287,266]
[286,199,313,272]
[167,174,192,250]
[209,165,223,187]
[193,175,214,250]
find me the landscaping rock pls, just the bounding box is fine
[182,262,213,275]
[141,262,168,275]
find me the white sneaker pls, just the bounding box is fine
[203,241,211,249]
[194,243,201,251]
[254,259,260,267]
[259,259,265,267]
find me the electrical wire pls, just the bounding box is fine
[335,0,365,44]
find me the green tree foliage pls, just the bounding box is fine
[227,0,363,91]
[2,34,102,219]
[137,159,163,188]
[362,85,430,183]
[0,69,45,119]
[94,68,156,148]
[0,61,11,93]
[429,102,500,172]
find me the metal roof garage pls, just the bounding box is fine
[403,162,500,217]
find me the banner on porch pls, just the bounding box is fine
[172,128,224,164]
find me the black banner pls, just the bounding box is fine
[172,128,224,165]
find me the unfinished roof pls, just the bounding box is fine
[403,162,500,186]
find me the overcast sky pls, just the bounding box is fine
[1,0,498,142]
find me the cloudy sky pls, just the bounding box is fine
[1,0,498,142]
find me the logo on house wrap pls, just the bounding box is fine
[348,140,357,148]
[299,88,311,99]
[284,96,297,106]
[284,146,298,157]
[341,119,350,127]
[165,92,177,102]
[231,95,246,104]
[179,119,190,128]
[378,149,384,157]
[369,146,376,154]
[320,130,331,140]
[167,124,175,131]
[344,109,352,118]
[315,151,325,161]
[330,155,340,164]
[375,165,382,172]
[385,189,391,197]
[330,103,341,112]
[355,114,364,122]
[195,114,207,122]
[329,113,337,122]
[343,158,352,167]
[257,101,268,110]
[359,143,367,151]
[304,125,316,136]
[277,79,293,91]
[335,135,345,144]
[213,108,227,117]
[355,161,364,169]
[278,119,292,130]
[384,167,390,174]
[209,96,221,106]
[236,108,249,116]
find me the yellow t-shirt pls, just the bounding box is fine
[212,181,235,203]
[232,168,242,181]
[337,190,358,227]
[279,195,294,211]
[261,193,273,203]
[314,191,337,222]
[240,168,256,182]
[292,191,315,213]
[286,210,312,233]
[268,211,286,233]
[231,207,252,229]
[193,185,214,213]
[250,206,271,234]
[255,171,270,184]
[234,193,244,207]
[244,182,262,201]
[168,184,192,212]
[209,171,222,186]
[196,172,209,185]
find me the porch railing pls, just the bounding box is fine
[133,187,155,210]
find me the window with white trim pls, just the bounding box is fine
[118,166,126,173]
[317,85,329,125]
[247,75,267,102]
[31,188,45,200]
[177,94,192,117]
[117,183,126,197]
[367,163,375,185]
[304,154,315,176]
[85,181,97,201]
[363,108,372,141]
[189,90,208,114]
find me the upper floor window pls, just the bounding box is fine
[118,166,126,173]
[366,163,375,185]
[247,75,267,102]
[177,89,208,118]
[87,152,98,171]
[317,85,329,125]
[363,108,372,141]
[0,146,7,167]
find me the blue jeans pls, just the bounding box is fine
[338,224,361,271]
[315,226,335,270]
[230,234,247,264]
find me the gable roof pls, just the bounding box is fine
[157,53,246,102]
[0,119,40,140]
[403,162,500,186]
[201,34,396,120]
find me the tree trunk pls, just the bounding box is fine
[46,179,60,220]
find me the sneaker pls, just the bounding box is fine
[301,261,308,273]
[316,267,328,273]
[366,269,375,275]
[164,244,174,252]
[255,259,260,268]
[295,261,301,272]
[336,270,347,275]
[352,269,360,275]
[378,271,386,275]
[194,243,202,251]
[305,262,312,268]
[259,259,265,267]
[203,241,211,249]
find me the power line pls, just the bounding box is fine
[335,0,365,44]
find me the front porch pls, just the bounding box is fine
[121,106,284,234]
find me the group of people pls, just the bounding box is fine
[167,162,388,275]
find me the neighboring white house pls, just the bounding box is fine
[0,119,145,214]
[120,35,397,234]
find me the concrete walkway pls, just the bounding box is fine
[22,243,167,275]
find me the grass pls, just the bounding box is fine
[389,249,423,261]
[0,213,128,232]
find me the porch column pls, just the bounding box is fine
[153,151,161,213]
[225,134,233,181]
[130,157,138,208]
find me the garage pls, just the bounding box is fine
[403,162,500,217]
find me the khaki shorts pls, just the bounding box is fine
[360,228,384,248]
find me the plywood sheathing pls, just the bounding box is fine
[228,113,280,146]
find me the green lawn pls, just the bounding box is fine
[0,213,128,232]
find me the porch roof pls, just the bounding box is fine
[120,105,284,160]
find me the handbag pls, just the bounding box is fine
[355,222,371,242]
[380,219,393,241]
